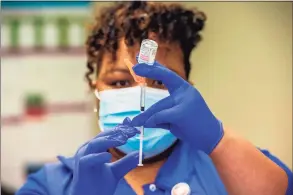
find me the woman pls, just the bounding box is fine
[17,2,292,195]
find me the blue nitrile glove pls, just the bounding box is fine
[71,117,140,195]
[131,61,224,154]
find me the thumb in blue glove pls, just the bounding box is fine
[71,117,140,195]
[131,61,224,154]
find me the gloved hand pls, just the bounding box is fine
[71,117,140,195]
[131,61,224,154]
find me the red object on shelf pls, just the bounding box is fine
[24,107,47,121]
[25,107,47,116]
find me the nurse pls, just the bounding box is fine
[17,2,292,195]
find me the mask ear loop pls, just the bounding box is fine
[94,89,103,132]
[94,89,100,100]
[94,89,100,113]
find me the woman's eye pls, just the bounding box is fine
[111,80,131,87]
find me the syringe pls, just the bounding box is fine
[138,82,146,166]
[124,58,147,166]
[124,39,158,166]
[136,39,158,166]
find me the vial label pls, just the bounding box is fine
[138,39,158,65]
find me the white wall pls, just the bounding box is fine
[1,55,95,189]
[1,7,93,190]
[186,2,292,168]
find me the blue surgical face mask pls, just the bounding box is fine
[95,86,177,159]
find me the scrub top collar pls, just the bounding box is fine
[154,141,193,190]
[115,141,211,194]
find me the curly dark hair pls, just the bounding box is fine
[85,1,206,89]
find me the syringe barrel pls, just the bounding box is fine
[140,84,146,111]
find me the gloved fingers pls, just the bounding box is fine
[122,117,132,125]
[146,123,170,130]
[131,96,174,127]
[96,129,118,138]
[79,152,112,169]
[133,61,184,93]
[110,151,139,179]
[85,127,139,155]
[95,117,134,138]
[143,108,177,128]
[101,124,139,139]
[85,137,124,155]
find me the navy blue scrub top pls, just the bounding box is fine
[16,142,293,195]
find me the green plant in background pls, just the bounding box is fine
[24,93,47,117]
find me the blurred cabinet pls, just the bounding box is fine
[1,13,88,51]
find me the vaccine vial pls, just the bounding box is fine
[138,39,158,65]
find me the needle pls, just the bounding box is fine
[138,83,146,166]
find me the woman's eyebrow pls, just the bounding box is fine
[102,66,181,79]
[103,68,130,75]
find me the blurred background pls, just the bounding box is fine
[1,1,292,193]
